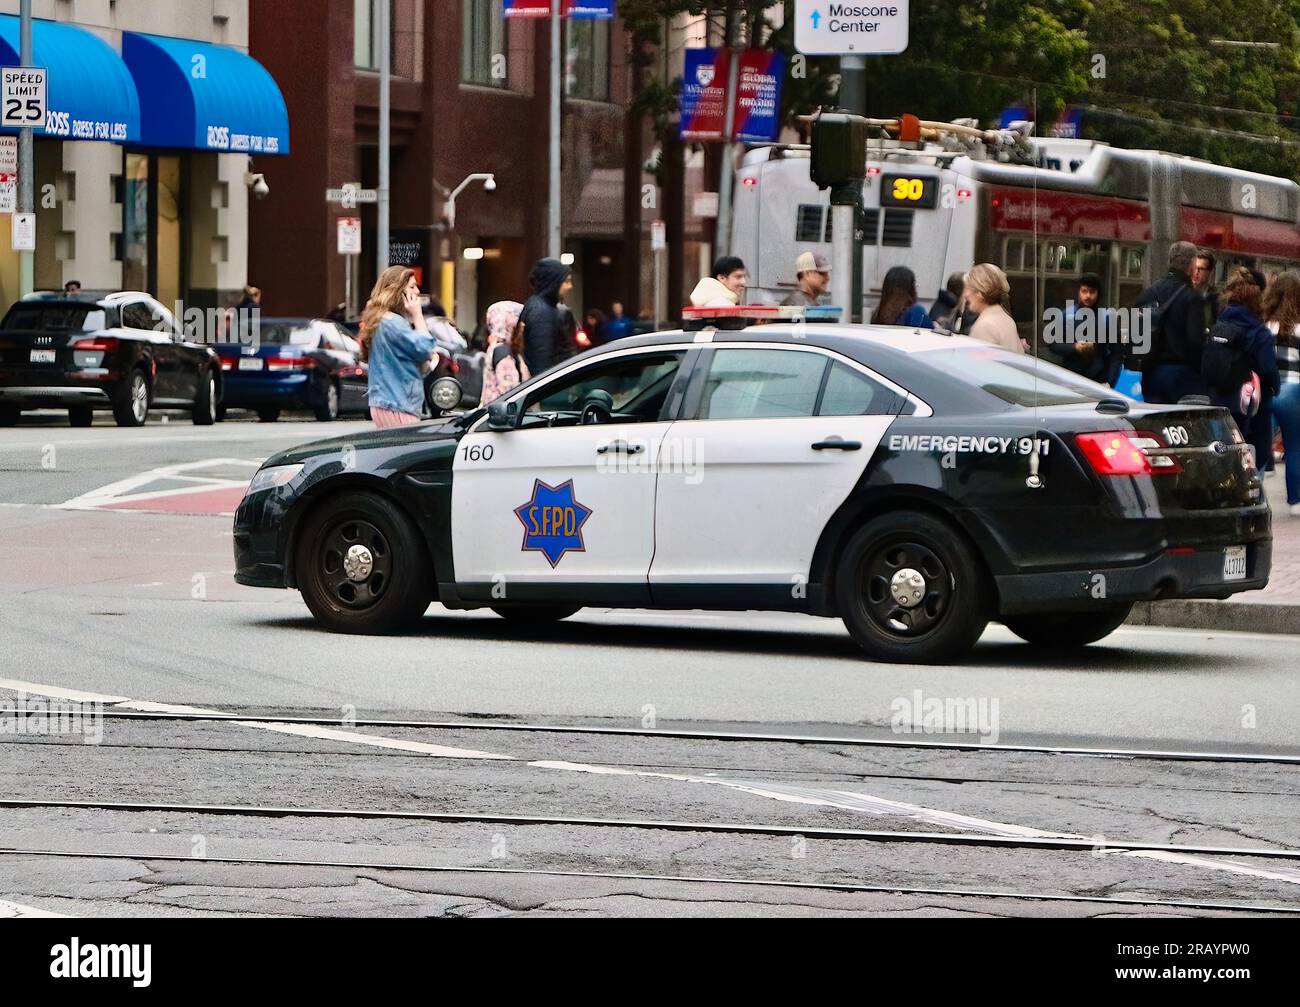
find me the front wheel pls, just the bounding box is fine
[192,370,216,425]
[1002,605,1133,649]
[836,511,991,664]
[295,491,433,634]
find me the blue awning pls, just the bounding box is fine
[0,16,139,142]
[122,32,289,155]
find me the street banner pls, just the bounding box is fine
[680,48,729,141]
[504,1,614,17]
[732,49,784,143]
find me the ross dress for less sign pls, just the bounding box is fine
[1,67,47,129]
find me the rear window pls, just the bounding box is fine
[919,347,1111,407]
[258,322,319,348]
[2,305,107,333]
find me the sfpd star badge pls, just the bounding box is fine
[514,478,593,568]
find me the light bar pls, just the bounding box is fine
[680,304,843,323]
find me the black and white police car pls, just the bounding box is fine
[233,307,1270,664]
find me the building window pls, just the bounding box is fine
[462,0,505,88]
[355,0,377,70]
[566,19,610,100]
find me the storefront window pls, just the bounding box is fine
[122,151,186,304]
[123,153,149,293]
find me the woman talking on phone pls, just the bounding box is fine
[359,266,438,428]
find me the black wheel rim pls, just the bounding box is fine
[859,538,953,638]
[317,517,393,611]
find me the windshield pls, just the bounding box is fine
[918,347,1116,407]
[2,305,107,334]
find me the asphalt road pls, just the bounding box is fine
[2,416,1298,917]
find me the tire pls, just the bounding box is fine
[835,511,991,664]
[1003,604,1133,649]
[491,605,581,625]
[314,380,340,422]
[257,407,281,423]
[0,405,20,427]
[295,491,433,634]
[68,407,94,428]
[191,370,216,425]
[112,370,149,427]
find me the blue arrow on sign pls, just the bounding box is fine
[811,9,822,28]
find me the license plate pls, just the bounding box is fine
[29,349,55,364]
[1223,546,1247,581]
[238,357,263,371]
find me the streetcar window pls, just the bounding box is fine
[795,205,824,243]
[881,209,913,247]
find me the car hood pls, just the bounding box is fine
[263,417,464,467]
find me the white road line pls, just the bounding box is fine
[3,684,514,762]
[59,459,260,510]
[0,898,66,918]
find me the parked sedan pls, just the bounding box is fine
[216,318,369,422]
[0,292,219,427]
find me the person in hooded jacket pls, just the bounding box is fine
[518,257,573,376]
[1211,266,1279,443]
[689,256,748,308]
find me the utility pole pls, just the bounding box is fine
[839,55,866,114]
[713,4,742,257]
[18,0,33,296]
[376,0,391,275]
[548,4,562,258]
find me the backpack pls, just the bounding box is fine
[1200,320,1253,397]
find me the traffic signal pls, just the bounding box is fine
[810,111,867,190]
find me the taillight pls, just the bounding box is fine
[218,355,238,371]
[72,337,116,370]
[73,337,118,352]
[266,355,315,371]
[1075,431,1182,476]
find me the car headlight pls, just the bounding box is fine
[247,463,304,494]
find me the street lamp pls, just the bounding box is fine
[442,173,496,231]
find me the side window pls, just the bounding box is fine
[523,351,685,428]
[699,348,827,420]
[818,362,904,416]
[120,302,156,332]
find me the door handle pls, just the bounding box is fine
[812,437,862,451]
[597,440,644,455]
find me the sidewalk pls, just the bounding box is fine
[1129,468,1300,634]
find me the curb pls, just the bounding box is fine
[1128,600,1300,635]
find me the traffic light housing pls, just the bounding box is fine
[810,111,867,190]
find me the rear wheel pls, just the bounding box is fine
[112,370,149,427]
[257,407,281,423]
[314,380,340,422]
[215,404,228,422]
[68,406,94,428]
[1002,605,1133,649]
[191,370,216,425]
[295,491,433,634]
[491,605,581,625]
[0,405,20,427]
[836,511,991,664]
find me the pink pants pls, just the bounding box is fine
[371,406,420,429]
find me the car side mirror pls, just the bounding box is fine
[487,399,519,430]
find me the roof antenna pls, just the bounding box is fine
[1026,86,1044,491]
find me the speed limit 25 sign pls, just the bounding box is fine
[1,67,47,130]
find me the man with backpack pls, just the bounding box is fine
[1133,242,1210,404]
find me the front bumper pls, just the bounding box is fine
[996,539,1272,614]
[232,485,297,588]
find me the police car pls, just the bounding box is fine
[233,307,1270,664]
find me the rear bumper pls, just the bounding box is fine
[220,373,314,408]
[0,383,113,407]
[996,538,1272,614]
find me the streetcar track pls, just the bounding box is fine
[23,707,1300,765]
[1,847,1293,915]
[4,797,1299,861]
[13,739,1300,797]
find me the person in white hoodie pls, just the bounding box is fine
[689,256,748,308]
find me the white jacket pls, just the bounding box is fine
[689,276,740,308]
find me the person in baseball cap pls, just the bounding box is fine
[782,251,831,307]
